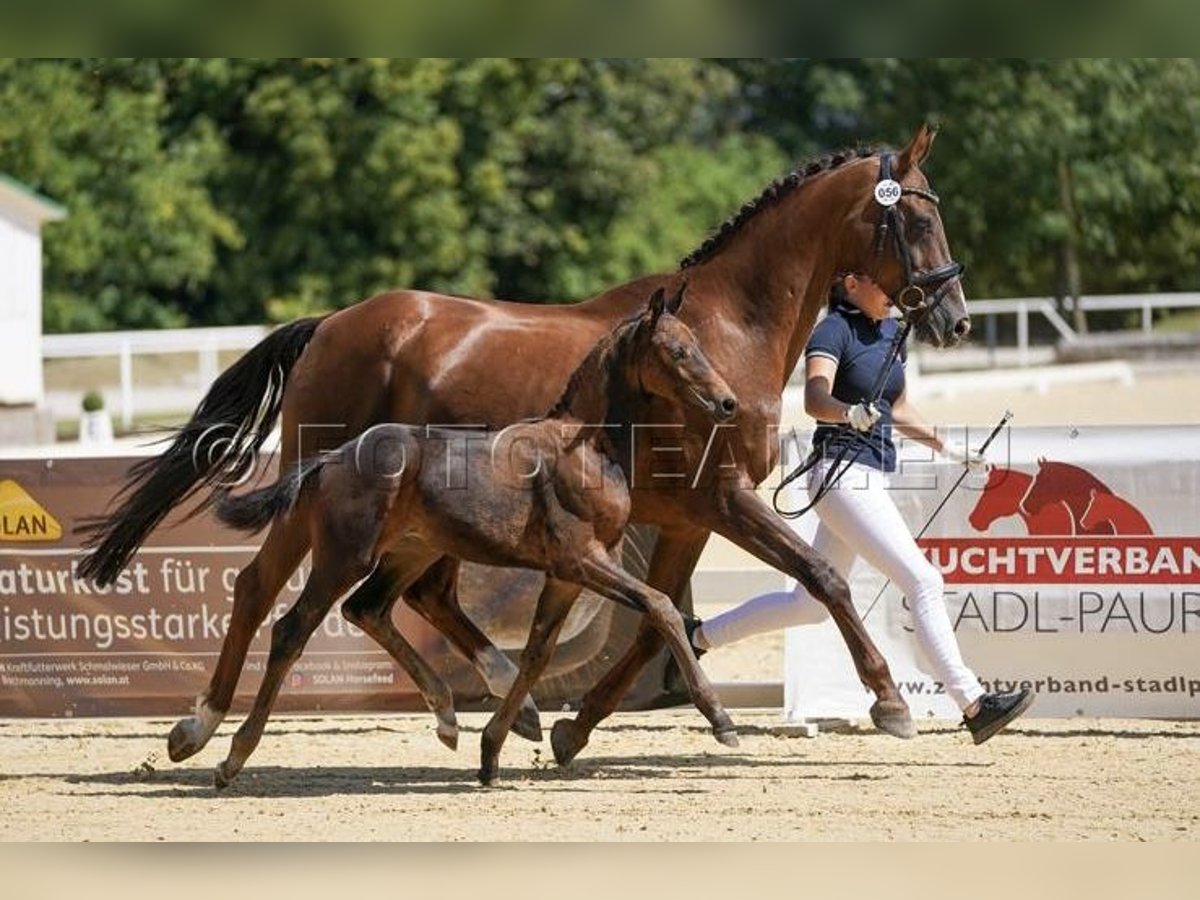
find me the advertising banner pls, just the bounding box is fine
[785,426,1200,721]
[0,455,673,717]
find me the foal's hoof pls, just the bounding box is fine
[436,720,459,752]
[167,718,205,763]
[869,698,917,739]
[477,763,499,787]
[512,701,544,744]
[714,727,740,748]
[213,760,240,790]
[550,719,587,767]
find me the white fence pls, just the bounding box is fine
[42,325,267,429]
[37,293,1200,429]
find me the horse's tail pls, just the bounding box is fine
[214,456,326,534]
[75,316,326,584]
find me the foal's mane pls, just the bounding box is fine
[547,310,645,421]
[680,145,878,269]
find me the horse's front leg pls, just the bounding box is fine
[699,482,913,739]
[550,528,709,767]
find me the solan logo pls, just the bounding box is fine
[0,480,63,543]
[919,460,1200,585]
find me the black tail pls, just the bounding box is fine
[215,456,325,534]
[75,316,325,584]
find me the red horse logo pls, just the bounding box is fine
[968,459,1154,537]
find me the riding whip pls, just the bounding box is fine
[860,409,1014,622]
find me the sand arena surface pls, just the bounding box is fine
[2,709,1197,841]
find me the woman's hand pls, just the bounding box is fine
[846,401,882,432]
[940,439,986,473]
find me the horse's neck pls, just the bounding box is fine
[551,334,639,473]
[684,184,844,387]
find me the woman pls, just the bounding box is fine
[689,272,1032,745]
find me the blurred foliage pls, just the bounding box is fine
[1,58,1198,332]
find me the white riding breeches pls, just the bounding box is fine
[701,459,985,710]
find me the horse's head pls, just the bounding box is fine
[968,465,1031,532]
[635,284,739,423]
[833,123,969,348]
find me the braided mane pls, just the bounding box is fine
[679,145,879,269]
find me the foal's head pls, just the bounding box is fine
[631,285,738,422]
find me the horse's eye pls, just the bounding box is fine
[670,345,689,361]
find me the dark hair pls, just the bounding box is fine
[828,276,851,311]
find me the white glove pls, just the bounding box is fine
[845,401,881,432]
[941,439,986,474]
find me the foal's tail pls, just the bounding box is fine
[75,316,325,584]
[215,456,326,535]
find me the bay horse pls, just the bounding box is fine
[79,123,969,765]
[969,466,1076,536]
[211,286,739,787]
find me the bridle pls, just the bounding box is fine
[870,151,964,323]
[771,152,964,519]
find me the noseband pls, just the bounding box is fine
[871,152,964,322]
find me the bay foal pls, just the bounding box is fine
[214,286,739,786]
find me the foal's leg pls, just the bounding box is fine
[479,578,582,786]
[577,547,737,746]
[405,557,543,743]
[341,553,459,750]
[214,550,369,788]
[168,503,312,762]
[550,530,708,767]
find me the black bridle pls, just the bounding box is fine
[772,153,964,519]
[871,152,964,319]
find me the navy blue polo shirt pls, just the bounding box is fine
[807,301,906,472]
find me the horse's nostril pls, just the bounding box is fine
[721,397,738,416]
[954,317,971,337]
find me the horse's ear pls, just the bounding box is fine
[648,287,667,321]
[895,122,938,176]
[667,282,686,315]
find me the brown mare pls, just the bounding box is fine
[79,124,970,767]
[212,286,739,786]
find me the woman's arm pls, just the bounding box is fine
[891,387,945,452]
[804,355,853,424]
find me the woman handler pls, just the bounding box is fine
[689,273,1032,745]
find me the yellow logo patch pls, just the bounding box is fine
[0,479,63,542]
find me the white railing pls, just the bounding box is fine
[42,325,267,429]
[37,293,1200,429]
[916,292,1200,368]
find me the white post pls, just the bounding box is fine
[1142,300,1153,334]
[199,335,219,389]
[119,339,133,431]
[1017,303,1029,367]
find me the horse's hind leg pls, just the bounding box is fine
[405,557,543,743]
[479,578,581,786]
[215,549,369,789]
[341,550,458,750]
[168,503,312,762]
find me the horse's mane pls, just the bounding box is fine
[547,309,644,421]
[679,145,879,269]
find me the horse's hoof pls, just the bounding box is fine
[714,728,740,748]
[512,701,544,744]
[869,698,917,739]
[436,719,459,752]
[213,760,239,790]
[167,719,204,763]
[550,719,587,767]
[477,766,498,787]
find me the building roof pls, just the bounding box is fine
[0,173,67,225]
